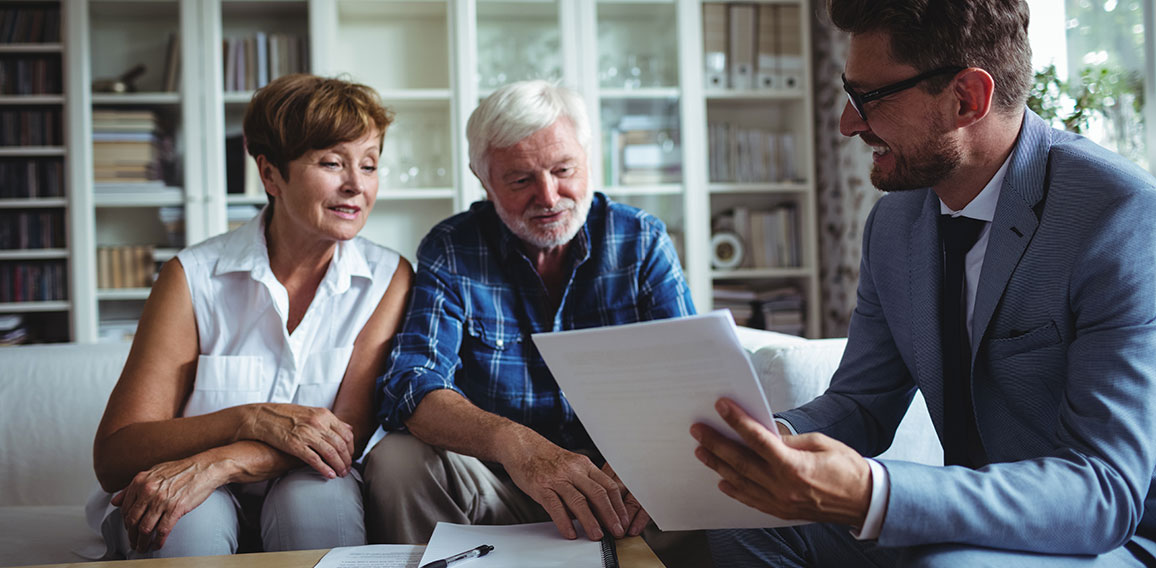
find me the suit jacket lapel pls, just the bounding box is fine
[970,110,1051,355]
[910,189,946,422]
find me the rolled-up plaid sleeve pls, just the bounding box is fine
[377,234,467,430]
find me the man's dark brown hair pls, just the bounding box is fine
[828,0,1032,114]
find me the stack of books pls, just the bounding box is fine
[91,110,165,187]
[713,285,805,336]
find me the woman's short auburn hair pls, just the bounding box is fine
[243,74,394,181]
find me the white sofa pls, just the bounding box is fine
[0,330,941,567]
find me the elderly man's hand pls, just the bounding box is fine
[502,435,629,541]
[691,398,873,528]
[602,462,649,536]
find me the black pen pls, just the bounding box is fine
[418,544,495,568]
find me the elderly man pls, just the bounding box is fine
[694,0,1156,566]
[363,80,695,547]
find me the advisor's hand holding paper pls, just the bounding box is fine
[692,397,872,528]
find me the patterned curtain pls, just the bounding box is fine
[810,11,881,338]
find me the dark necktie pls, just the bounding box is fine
[939,214,986,468]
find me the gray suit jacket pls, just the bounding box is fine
[779,110,1156,554]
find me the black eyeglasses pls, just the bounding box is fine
[842,66,966,121]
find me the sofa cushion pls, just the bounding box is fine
[739,329,943,466]
[0,343,130,507]
[0,506,103,566]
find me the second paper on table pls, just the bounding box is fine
[532,310,809,531]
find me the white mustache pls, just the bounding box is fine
[526,200,576,217]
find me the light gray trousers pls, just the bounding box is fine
[101,467,365,559]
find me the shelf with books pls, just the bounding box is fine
[704,89,806,101]
[599,87,680,99]
[0,95,64,104]
[0,300,69,313]
[708,181,810,194]
[0,197,66,207]
[601,184,683,197]
[92,189,184,207]
[0,146,64,156]
[697,0,818,336]
[0,248,67,260]
[91,92,180,105]
[96,288,150,301]
[0,44,61,54]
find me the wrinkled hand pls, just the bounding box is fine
[110,457,223,553]
[691,398,873,527]
[602,463,649,536]
[241,403,354,479]
[504,440,628,541]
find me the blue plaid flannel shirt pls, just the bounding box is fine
[378,192,696,454]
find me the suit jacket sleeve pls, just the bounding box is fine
[776,199,920,457]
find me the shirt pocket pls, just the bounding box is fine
[184,355,268,417]
[465,317,525,351]
[294,346,354,409]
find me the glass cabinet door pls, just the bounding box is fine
[477,0,561,94]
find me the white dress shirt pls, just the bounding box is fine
[86,208,401,533]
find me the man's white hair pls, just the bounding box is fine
[466,80,591,189]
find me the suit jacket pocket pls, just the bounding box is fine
[987,320,1061,361]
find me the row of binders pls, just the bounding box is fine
[0,260,66,303]
[97,246,157,290]
[224,32,309,92]
[703,2,803,91]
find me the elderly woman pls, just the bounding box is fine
[87,74,411,558]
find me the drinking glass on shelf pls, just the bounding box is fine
[624,55,642,89]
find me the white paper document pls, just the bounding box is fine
[419,522,610,568]
[313,544,425,568]
[532,311,807,531]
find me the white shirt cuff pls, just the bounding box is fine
[849,458,889,540]
[773,418,798,436]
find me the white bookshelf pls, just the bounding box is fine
[37,0,819,342]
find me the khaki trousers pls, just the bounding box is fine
[362,432,550,544]
[362,433,713,567]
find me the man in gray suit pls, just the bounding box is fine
[694,0,1156,566]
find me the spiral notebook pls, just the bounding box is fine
[418,521,618,568]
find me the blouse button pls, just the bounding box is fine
[496,339,504,347]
